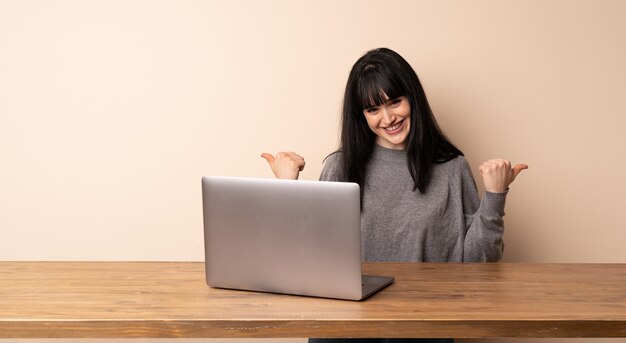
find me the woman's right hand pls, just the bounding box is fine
[260,152,305,180]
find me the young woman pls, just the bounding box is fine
[261,48,527,343]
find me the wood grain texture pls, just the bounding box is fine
[0,262,624,338]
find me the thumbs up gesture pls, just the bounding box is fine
[479,159,528,193]
[261,152,306,180]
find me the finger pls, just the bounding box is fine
[490,159,510,169]
[285,152,304,161]
[283,152,305,166]
[512,164,529,178]
[482,159,510,173]
[293,158,305,171]
[479,161,494,175]
[260,153,275,164]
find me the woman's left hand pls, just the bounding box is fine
[479,159,528,193]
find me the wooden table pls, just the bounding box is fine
[1,262,625,338]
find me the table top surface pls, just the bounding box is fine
[1,262,625,338]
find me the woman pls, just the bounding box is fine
[261,48,527,342]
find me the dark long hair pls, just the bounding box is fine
[339,47,462,194]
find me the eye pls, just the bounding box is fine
[364,107,379,114]
[391,98,402,106]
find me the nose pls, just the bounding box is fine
[381,106,394,125]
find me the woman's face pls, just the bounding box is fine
[362,95,411,150]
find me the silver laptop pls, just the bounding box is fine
[201,176,394,301]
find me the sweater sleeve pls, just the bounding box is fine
[319,152,342,182]
[456,157,508,262]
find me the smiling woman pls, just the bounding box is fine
[336,48,473,195]
[261,47,528,343]
[362,95,411,150]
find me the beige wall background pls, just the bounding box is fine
[1,0,625,343]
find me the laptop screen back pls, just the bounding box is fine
[202,176,363,300]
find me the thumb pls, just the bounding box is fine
[512,164,529,178]
[260,153,275,165]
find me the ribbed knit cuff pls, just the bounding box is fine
[482,188,509,217]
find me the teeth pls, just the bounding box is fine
[385,122,402,131]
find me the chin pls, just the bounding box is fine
[390,135,408,145]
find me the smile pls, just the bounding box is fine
[383,120,404,134]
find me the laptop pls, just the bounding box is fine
[201,176,394,301]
